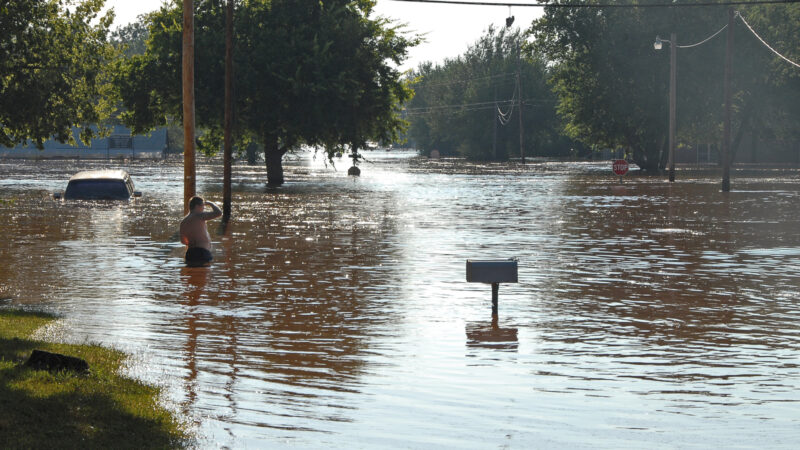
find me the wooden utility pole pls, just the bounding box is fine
[721,8,734,192]
[182,0,196,214]
[222,0,234,222]
[516,42,525,164]
[668,32,677,183]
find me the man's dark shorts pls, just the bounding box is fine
[185,247,213,267]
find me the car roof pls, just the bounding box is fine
[68,169,130,182]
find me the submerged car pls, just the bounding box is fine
[57,170,142,200]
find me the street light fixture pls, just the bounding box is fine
[654,32,677,183]
[653,20,730,186]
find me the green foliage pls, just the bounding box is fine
[114,0,419,182]
[730,4,800,156]
[110,17,149,58]
[405,27,583,161]
[529,3,800,172]
[0,309,190,448]
[0,0,117,149]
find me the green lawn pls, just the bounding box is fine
[0,309,190,448]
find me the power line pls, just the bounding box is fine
[404,97,555,116]
[497,83,518,125]
[405,99,516,112]
[677,23,728,48]
[411,71,517,89]
[389,0,799,8]
[737,11,800,69]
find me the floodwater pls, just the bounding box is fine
[1,154,799,448]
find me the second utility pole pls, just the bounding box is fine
[668,32,676,182]
[222,0,234,222]
[516,41,525,164]
[721,7,734,192]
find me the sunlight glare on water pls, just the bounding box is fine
[0,154,799,447]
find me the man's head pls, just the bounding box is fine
[189,196,204,212]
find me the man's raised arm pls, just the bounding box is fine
[202,201,222,220]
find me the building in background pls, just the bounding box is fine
[0,125,168,159]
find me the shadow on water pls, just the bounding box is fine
[146,181,409,435]
[466,314,519,352]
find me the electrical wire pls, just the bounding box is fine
[389,0,800,8]
[497,83,518,125]
[411,72,517,89]
[405,99,514,111]
[737,11,800,69]
[676,24,728,48]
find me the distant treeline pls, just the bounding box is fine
[402,27,588,161]
[404,4,800,169]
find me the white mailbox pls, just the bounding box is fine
[466,259,518,283]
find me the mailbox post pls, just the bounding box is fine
[466,259,518,315]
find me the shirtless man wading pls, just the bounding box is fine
[180,196,222,266]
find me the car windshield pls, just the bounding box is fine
[64,179,131,200]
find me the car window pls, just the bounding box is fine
[64,179,131,200]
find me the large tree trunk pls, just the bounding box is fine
[632,136,663,174]
[731,106,752,164]
[657,137,668,172]
[264,135,285,187]
[632,146,661,173]
[245,142,258,165]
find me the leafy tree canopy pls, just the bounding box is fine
[114,0,419,186]
[529,3,800,172]
[0,0,116,148]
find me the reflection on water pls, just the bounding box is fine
[466,315,519,351]
[1,157,799,447]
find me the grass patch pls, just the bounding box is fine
[0,309,190,448]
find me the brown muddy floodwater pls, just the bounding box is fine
[1,154,799,448]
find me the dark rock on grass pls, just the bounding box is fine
[24,349,90,375]
[0,284,11,303]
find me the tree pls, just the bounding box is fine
[0,0,116,149]
[728,4,800,161]
[405,27,583,161]
[110,18,149,58]
[114,0,418,186]
[529,3,800,172]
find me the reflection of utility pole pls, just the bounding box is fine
[223,0,234,222]
[516,42,525,164]
[721,7,734,192]
[182,0,196,214]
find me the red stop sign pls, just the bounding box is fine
[612,159,629,176]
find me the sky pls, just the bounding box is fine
[102,0,544,70]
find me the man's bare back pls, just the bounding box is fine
[180,197,221,265]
